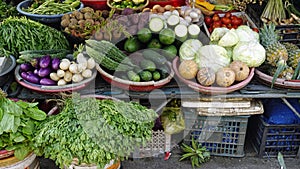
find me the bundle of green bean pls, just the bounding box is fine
[0,17,70,57]
[24,0,81,15]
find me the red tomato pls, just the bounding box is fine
[231,17,240,26]
[230,15,238,20]
[212,24,220,29]
[224,11,232,18]
[221,17,231,25]
[221,24,227,27]
[208,27,213,33]
[212,14,220,22]
[204,16,213,26]
[213,20,222,27]
[232,24,238,29]
[252,27,259,33]
[226,24,232,29]
[236,17,243,26]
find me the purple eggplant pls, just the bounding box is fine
[26,73,40,84]
[51,58,60,70]
[20,72,29,80]
[40,78,56,86]
[39,55,51,68]
[38,67,52,77]
[20,63,33,72]
[30,58,40,68]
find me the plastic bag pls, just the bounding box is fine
[160,107,185,135]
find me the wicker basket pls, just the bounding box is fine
[107,0,149,11]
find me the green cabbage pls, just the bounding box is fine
[233,41,266,67]
[179,39,203,60]
[210,27,229,42]
[235,25,259,42]
[218,29,239,47]
[195,45,231,72]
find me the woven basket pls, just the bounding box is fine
[107,0,149,11]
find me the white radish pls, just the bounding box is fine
[57,79,67,86]
[59,60,70,70]
[64,71,72,82]
[69,63,79,74]
[77,62,88,73]
[87,58,96,69]
[82,69,92,78]
[50,72,60,81]
[72,74,84,83]
[76,53,87,64]
[57,69,65,78]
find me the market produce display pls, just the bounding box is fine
[33,94,157,168]
[175,24,263,90]
[0,90,46,160]
[108,0,148,10]
[0,17,70,57]
[22,0,81,15]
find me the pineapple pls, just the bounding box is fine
[283,42,300,68]
[259,23,289,87]
[270,66,294,80]
[283,42,299,51]
[259,23,288,66]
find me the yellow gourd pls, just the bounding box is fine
[195,0,215,11]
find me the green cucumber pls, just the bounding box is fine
[142,49,167,65]
[140,59,156,72]
[127,70,141,82]
[149,17,165,33]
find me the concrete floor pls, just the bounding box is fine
[39,141,300,169]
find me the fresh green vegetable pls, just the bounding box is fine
[0,0,18,21]
[147,38,162,49]
[195,45,231,72]
[218,29,240,47]
[33,94,157,168]
[17,49,70,64]
[85,45,133,71]
[162,45,178,60]
[179,138,210,169]
[152,71,161,81]
[140,60,156,72]
[232,41,266,67]
[179,39,203,61]
[159,28,176,45]
[0,90,46,160]
[139,70,153,81]
[137,28,152,43]
[235,25,259,43]
[167,14,180,28]
[188,24,201,39]
[142,49,167,65]
[124,37,141,53]
[24,0,81,15]
[0,17,70,57]
[149,17,165,33]
[174,24,188,42]
[127,70,140,82]
[210,27,229,42]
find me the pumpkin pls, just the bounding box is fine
[197,67,215,86]
[178,60,198,79]
[216,67,235,87]
[229,60,250,81]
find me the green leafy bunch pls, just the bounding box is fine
[0,89,47,160]
[179,138,211,168]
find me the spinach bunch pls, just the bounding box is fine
[73,98,158,157]
[33,98,117,169]
[0,17,70,57]
[0,95,47,160]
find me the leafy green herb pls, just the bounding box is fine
[0,90,46,160]
[179,138,210,169]
[33,94,158,168]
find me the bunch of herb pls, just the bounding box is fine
[72,96,158,157]
[0,16,70,57]
[33,94,157,169]
[179,138,210,169]
[0,90,47,160]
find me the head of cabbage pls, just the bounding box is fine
[232,41,266,67]
[195,45,231,72]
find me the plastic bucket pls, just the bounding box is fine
[0,153,39,169]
